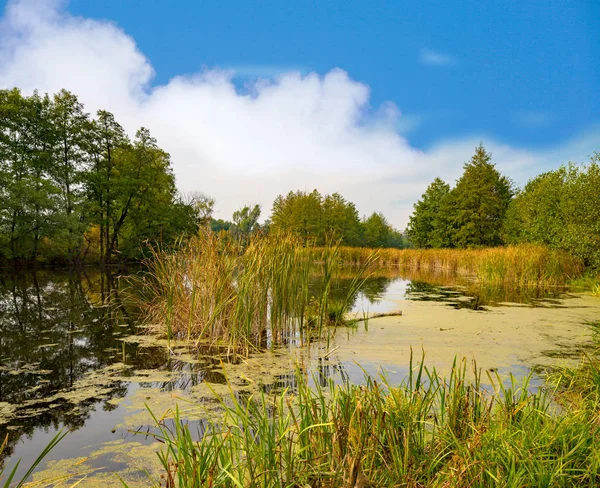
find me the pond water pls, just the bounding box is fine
[0,268,599,486]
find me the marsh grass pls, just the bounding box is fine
[151,354,600,487]
[334,244,585,287]
[130,232,375,355]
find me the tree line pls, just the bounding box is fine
[0,88,408,266]
[0,88,197,265]
[407,144,600,268]
[208,191,407,248]
[269,190,406,248]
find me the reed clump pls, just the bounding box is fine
[334,244,585,287]
[131,232,372,354]
[152,354,600,487]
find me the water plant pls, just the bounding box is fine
[130,231,375,355]
[332,244,585,287]
[151,354,600,487]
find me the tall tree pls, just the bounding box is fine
[85,110,128,264]
[232,204,261,243]
[321,193,361,245]
[362,212,393,248]
[271,190,323,242]
[407,177,451,248]
[48,90,90,261]
[450,144,513,247]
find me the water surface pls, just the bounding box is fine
[0,268,598,486]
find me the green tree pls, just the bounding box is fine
[48,90,90,261]
[450,144,513,247]
[502,169,565,247]
[504,156,600,268]
[85,110,128,264]
[231,204,261,243]
[0,89,60,261]
[362,212,392,248]
[407,177,452,248]
[271,190,323,242]
[321,193,361,245]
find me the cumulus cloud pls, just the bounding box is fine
[420,48,456,67]
[0,0,598,227]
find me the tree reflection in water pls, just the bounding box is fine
[0,269,136,462]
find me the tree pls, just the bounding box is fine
[0,88,198,264]
[362,212,392,248]
[271,190,323,242]
[407,177,452,248]
[231,204,261,242]
[85,109,128,264]
[0,89,60,261]
[502,169,565,247]
[503,155,600,268]
[321,193,362,245]
[450,144,513,247]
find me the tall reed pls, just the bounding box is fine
[152,354,600,487]
[130,232,374,355]
[333,244,585,286]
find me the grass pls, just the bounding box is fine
[129,232,375,356]
[150,353,600,487]
[334,244,585,287]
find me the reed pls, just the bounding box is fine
[152,353,600,487]
[333,244,585,287]
[0,430,66,487]
[130,232,374,355]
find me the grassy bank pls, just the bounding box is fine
[335,244,585,287]
[151,354,600,487]
[130,232,373,354]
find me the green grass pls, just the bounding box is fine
[150,353,600,487]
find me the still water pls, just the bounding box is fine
[0,268,598,486]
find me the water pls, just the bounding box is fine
[0,268,598,486]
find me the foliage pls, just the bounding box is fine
[270,189,404,248]
[504,155,600,269]
[153,354,600,487]
[0,88,198,264]
[407,144,513,249]
[231,204,261,242]
[407,177,452,248]
[451,144,514,247]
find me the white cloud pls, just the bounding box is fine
[420,48,456,67]
[0,0,598,229]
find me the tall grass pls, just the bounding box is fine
[151,353,600,487]
[335,244,585,286]
[130,232,374,355]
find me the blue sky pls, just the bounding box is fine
[0,0,598,226]
[66,0,599,149]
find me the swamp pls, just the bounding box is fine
[1,250,599,486]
